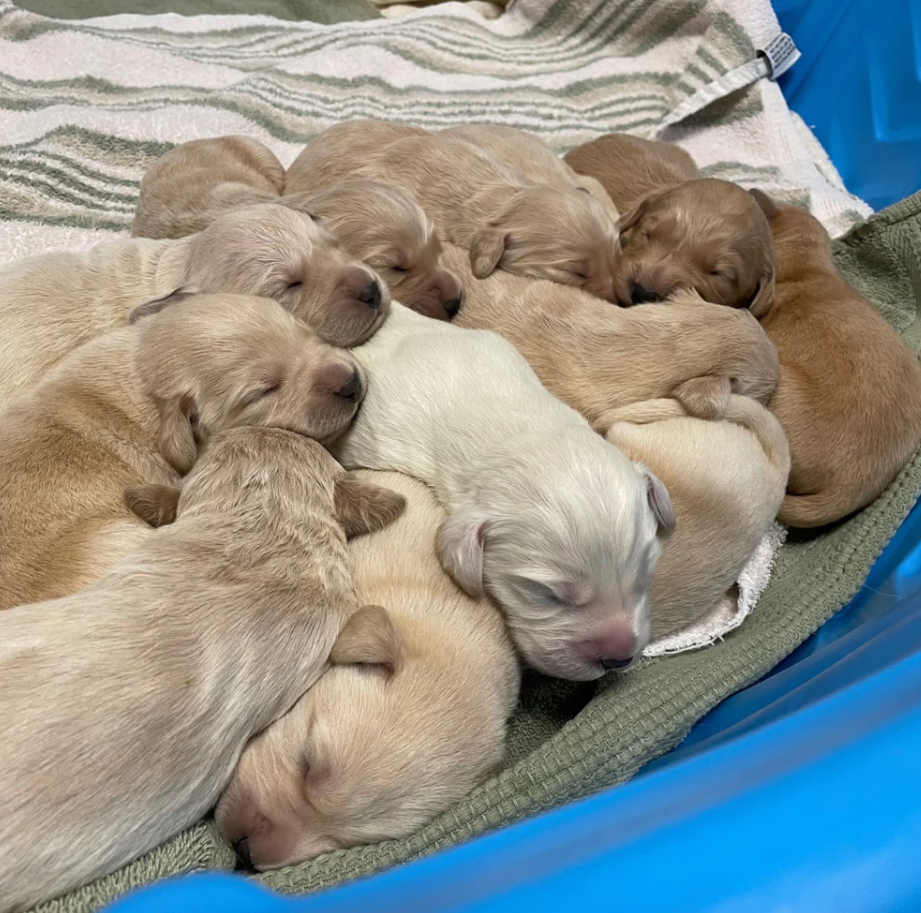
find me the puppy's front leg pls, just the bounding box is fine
[672,375,731,420]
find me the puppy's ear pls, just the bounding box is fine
[158,394,199,475]
[469,228,508,279]
[749,188,780,221]
[636,464,676,538]
[330,605,403,677]
[616,197,648,234]
[274,191,320,221]
[334,474,406,539]
[124,483,181,528]
[128,286,201,324]
[437,509,490,596]
[745,267,775,318]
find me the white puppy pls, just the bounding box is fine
[333,304,675,681]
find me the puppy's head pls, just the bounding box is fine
[215,604,510,869]
[439,439,675,681]
[184,204,389,347]
[748,190,833,280]
[281,181,465,322]
[469,185,619,302]
[614,178,775,316]
[130,291,367,473]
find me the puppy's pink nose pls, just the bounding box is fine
[578,626,639,668]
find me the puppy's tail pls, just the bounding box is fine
[720,394,791,480]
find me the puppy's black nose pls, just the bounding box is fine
[232,838,253,869]
[358,280,383,310]
[630,284,662,305]
[601,657,633,671]
[337,368,364,403]
[444,293,463,319]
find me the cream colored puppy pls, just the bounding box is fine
[214,471,521,870]
[441,124,619,216]
[287,121,620,301]
[334,304,675,681]
[603,395,790,638]
[132,136,287,239]
[0,203,386,405]
[0,292,366,610]
[0,427,405,913]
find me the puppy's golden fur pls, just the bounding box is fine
[214,470,520,870]
[0,427,404,913]
[447,245,779,425]
[132,136,286,239]
[565,134,774,312]
[564,133,700,212]
[0,204,385,404]
[286,120,620,301]
[604,395,789,638]
[0,293,365,610]
[752,193,921,527]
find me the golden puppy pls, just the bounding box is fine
[564,133,700,212]
[0,292,366,610]
[287,121,620,301]
[132,136,286,239]
[0,427,404,913]
[751,192,921,527]
[214,470,520,870]
[280,180,465,321]
[447,245,779,425]
[442,123,619,216]
[565,134,774,312]
[603,395,789,638]
[0,204,385,405]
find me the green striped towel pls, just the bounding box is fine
[2,1,918,911]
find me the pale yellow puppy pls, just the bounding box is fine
[214,470,520,870]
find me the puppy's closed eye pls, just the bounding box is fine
[239,380,281,408]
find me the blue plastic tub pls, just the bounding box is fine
[104,3,921,910]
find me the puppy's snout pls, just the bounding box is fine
[336,367,365,403]
[444,292,463,319]
[630,283,662,305]
[579,625,639,669]
[233,837,253,870]
[358,280,383,311]
[600,657,634,671]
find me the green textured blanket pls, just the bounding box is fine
[1,0,918,910]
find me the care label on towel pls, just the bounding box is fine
[758,32,801,81]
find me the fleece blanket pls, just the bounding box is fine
[1,1,919,910]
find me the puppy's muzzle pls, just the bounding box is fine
[233,837,254,870]
[600,657,634,671]
[630,283,663,305]
[444,292,464,319]
[336,367,365,403]
[358,280,384,311]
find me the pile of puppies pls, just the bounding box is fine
[1,120,920,912]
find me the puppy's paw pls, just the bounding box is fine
[673,375,730,420]
[125,483,181,528]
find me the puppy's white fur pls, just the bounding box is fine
[333,304,675,680]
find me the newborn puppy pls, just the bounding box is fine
[442,124,619,217]
[279,179,464,321]
[0,203,385,404]
[564,133,700,212]
[132,136,287,239]
[0,426,404,913]
[603,395,790,638]
[287,121,620,301]
[0,292,365,609]
[445,245,779,425]
[752,192,921,527]
[215,471,520,870]
[334,304,676,681]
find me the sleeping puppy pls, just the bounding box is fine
[752,192,921,527]
[0,203,386,405]
[564,133,700,212]
[214,471,520,871]
[279,179,465,321]
[565,134,775,313]
[0,292,366,610]
[132,136,287,239]
[287,121,620,302]
[445,246,779,425]
[603,395,790,638]
[333,304,676,681]
[0,426,404,913]
[442,124,619,217]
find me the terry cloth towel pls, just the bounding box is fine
[1,0,919,910]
